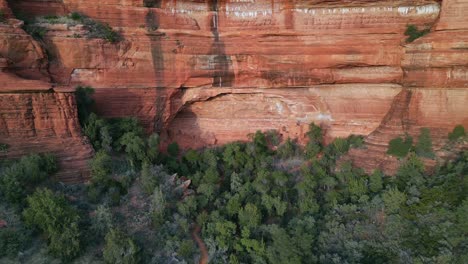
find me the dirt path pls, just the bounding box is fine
[192,224,209,264]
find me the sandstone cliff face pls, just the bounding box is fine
[0,5,93,182]
[1,0,467,178]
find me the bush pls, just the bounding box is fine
[143,0,158,7]
[91,205,114,238]
[415,128,434,158]
[103,229,141,264]
[23,188,81,260]
[70,12,82,21]
[0,153,57,205]
[24,24,48,40]
[90,150,113,186]
[305,123,323,158]
[404,24,430,43]
[75,86,95,126]
[167,142,180,157]
[0,143,8,153]
[448,125,466,141]
[387,135,413,158]
[118,132,147,167]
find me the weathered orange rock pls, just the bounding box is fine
[0,91,94,183]
[1,0,467,179]
[0,11,92,182]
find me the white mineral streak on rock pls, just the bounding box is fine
[293,4,439,17]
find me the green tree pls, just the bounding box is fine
[146,133,160,163]
[23,188,81,260]
[90,150,113,185]
[382,187,406,214]
[118,132,147,167]
[368,170,384,193]
[415,128,434,158]
[167,142,180,157]
[448,125,466,141]
[266,225,302,264]
[103,229,141,264]
[0,153,57,204]
[151,186,166,227]
[238,203,261,229]
[91,205,114,238]
[305,123,323,158]
[75,86,95,125]
[387,135,413,158]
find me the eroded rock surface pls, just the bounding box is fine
[1,0,467,178]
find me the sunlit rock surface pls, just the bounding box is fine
[1,0,467,179]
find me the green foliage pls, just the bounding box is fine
[70,12,82,21]
[382,187,406,214]
[150,186,166,227]
[91,205,114,238]
[90,150,113,186]
[238,203,261,229]
[448,125,466,141]
[119,132,146,167]
[305,123,323,158]
[103,229,141,264]
[404,24,430,43]
[0,143,8,153]
[0,10,5,22]
[276,137,299,158]
[54,13,120,42]
[0,228,27,258]
[24,24,47,40]
[75,86,95,126]
[415,128,434,158]
[387,135,413,158]
[0,204,32,259]
[167,142,179,157]
[0,153,57,205]
[368,170,384,193]
[143,0,158,7]
[146,133,160,163]
[23,188,81,260]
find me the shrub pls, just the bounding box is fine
[84,19,120,43]
[103,229,141,264]
[75,86,95,126]
[150,186,166,227]
[140,163,170,195]
[368,170,384,193]
[415,128,434,158]
[118,132,147,167]
[448,125,466,141]
[23,188,81,260]
[0,143,8,153]
[404,24,430,43]
[0,153,57,205]
[305,123,323,158]
[387,135,413,158]
[277,138,299,159]
[24,25,48,40]
[90,150,113,186]
[0,228,30,258]
[146,133,160,163]
[91,205,114,238]
[143,0,158,7]
[167,142,180,157]
[0,11,5,22]
[70,12,82,21]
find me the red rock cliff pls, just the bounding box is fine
[1,0,467,178]
[0,4,93,182]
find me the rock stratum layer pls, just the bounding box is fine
[0,0,467,180]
